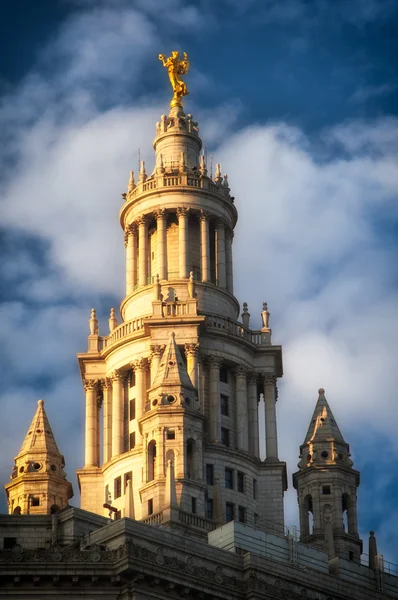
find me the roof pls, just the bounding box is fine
[304,388,346,445]
[18,399,62,457]
[151,331,193,389]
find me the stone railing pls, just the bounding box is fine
[99,314,268,353]
[178,510,217,532]
[204,315,268,345]
[141,511,165,526]
[101,316,149,350]
[125,173,231,203]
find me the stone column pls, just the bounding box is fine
[310,483,322,533]
[333,485,344,532]
[177,207,190,278]
[133,358,147,443]
[149,345,163,385]
[199,211,210,282]
[247,373,259,457]
[155,209,167,280]
[185,343,199,389]
[208,356,222,443]
[111,371,125,457]
[102,378,112,463]
[84,380,99,467]
[263,376,278,460]
[234,366,249,451]
[215,220,226,288]
[138,216,148,287]
[225,229,234,293]
[125,223,137,295]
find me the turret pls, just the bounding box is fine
[293,388,362,562]
[5,400,73,515]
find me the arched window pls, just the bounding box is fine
[301,494,313,537]
[342,493,355,534]
[186,438,196,479]
[147,440,156,482]
[13,506,21,515]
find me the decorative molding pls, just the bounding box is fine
[131,357,148,371]
[83,379,98,392]
[207,354,223,369]
[184,343,199,358]
[233,364,248,378]
[136,215,148,227]
[176,207,190,218]
[154,208,167,220]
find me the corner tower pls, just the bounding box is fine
[5,400,73,515]
[77,52,286,535]
[293,388,362,562]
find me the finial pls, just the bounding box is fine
[214,163,222,184]
[179,151,187,173]
[154,274,162,301]
[128,170,135,192]
[318,388,325,397]
[223,174,229,188]
[139,160,147,182]
[241,302,250,328]
[188,271,196,298]
[156,153,165,174]
[261,302,270,330]
[158,51,190,109]
[108,308,118,332]
[169,331,175,339]
[200,152,207,176]
[89,308,99,335]
[38,399,44,408]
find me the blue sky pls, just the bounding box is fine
[0,0,397,563]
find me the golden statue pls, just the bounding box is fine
[158,50,190,108]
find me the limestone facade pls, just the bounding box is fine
[76,103,286,533]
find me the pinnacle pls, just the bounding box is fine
[151,331,193,390]
[18,399,62,457]
[304,388,346,445]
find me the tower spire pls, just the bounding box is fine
[293,388,362,563]
[5,400,73,515]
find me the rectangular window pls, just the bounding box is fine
[220,394,229,416]
[225,502,234,523]
[206,498,213,519]
[148,499,153,515]
[129,432,136,450]
[31,497,40,507]
[105,484,110,503]
[129,398,136,420]
[191,497,197,514]
[166,429,176,440]
[124,472,132,490]
[237,471,245,493]
[253,478,257,500]
[322,485,331,495]
[225,467,234,490]
[206,464,214,485]
[219,366,228,383]
[114,476,122,499]
[238,506,246,523]
[221,427,229,447]
[3,537,17,549]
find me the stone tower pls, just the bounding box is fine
[5,400,73,515]
[76,91,287,534]
[293,388,362,562]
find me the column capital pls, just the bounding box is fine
[154,208,167,220]
[184,343,199,358]
[131,357,148,371]
[101,377,113,390]
[248,371,258,386]
[110,370,127,382]
[137,215,148,226]
[207,354,223,368]
[262,374,277,387]
[176,207,190,218]
[83,379,98,392]
[215,217,227,230]
[150,344,164,358]
[126,222,138,235]
[233,364,249,378]
[199,210,210,222]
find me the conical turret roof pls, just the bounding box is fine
[18,399,62,457]
[304,388,346,445]
[152,332,193,389]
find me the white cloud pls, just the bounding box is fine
[0,0,397,564]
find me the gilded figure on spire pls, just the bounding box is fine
[158,50,190,108]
